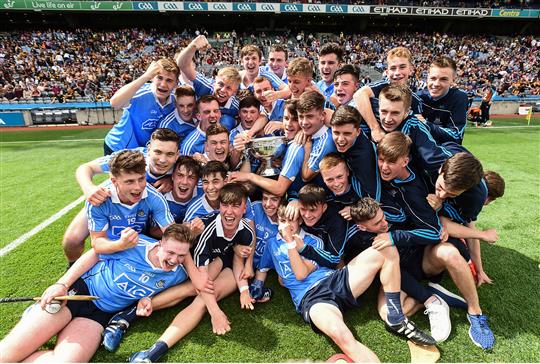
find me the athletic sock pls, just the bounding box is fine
[385,291,405,325]
[145,340,169,362]
[115,304,138,325]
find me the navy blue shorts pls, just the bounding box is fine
[67,278,115,328]
[299,267,361,333]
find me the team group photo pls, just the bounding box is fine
[0,1,539,362]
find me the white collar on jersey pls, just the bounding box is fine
[174,109,197,126]
[151,83,174,108]
[215,215,246,241]
[201,195,216,213]
[145,241,179,272]
[311,125,329,140]
[110,184,148,209]
[223,95,235,109]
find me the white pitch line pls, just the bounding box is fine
[0,138,103,145]
[0,196,85,257]
[467,125,540,130]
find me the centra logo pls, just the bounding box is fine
[499,9,520,16]
[187,2,204,10]
[211,3,227,10]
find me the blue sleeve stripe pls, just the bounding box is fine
[443,203,466,224]
[371,143,382,201]
[195,73,214,90]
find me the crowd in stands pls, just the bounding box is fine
[1,28,538,103]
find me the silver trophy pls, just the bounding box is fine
[247,136,287,177]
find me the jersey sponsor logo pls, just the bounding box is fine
[278,260,293,278]
[110,214,122,220]
[142,118,159,130]
[112,223,145,236]
[114,272,156,297]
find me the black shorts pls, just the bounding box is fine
[398,246,427,281]
[66,278,115,328]
[299,267,361,334]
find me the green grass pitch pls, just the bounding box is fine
[0,118,539,362]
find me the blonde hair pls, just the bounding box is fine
[387,47,412,63]
[217,67,241,85]
[287,57,312,78]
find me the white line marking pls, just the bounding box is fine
[0,138,103,145]
[467,125,540,130]
[0,196,85,257]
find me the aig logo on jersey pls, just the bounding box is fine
[114,272,156,298]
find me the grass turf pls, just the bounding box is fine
[0,119,539,362]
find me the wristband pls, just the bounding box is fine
[286,241,297,250]
[54,282,69,290]
[239,285,249,293]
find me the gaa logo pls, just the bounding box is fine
[137,2,155,10]
[261,4,275,11]
[329,5,344,12]
[351,5,367,13]
[211,3,227,11]
[307,5,322,12]
[283,4,300,12]
[187,2,204,10]
[236,3,253,11]
[164,2,180,10]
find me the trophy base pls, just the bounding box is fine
[259,168,281,177]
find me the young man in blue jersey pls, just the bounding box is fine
[62,129,180,263]
[0,224,196,362]
[176,35,240,130]
[376,133,495,350]
[180,95,222,156]
[129,184,256,363]
[418,57,468,144]
[253,76,286,134]
[229,100,306,199]
[104,58,179,154]
[158,86,198,143]
[353,47,422,142]
[190,124,232,167]
[263,44,289,84]
[316,42,343,99]
[332,64,361,107]
[258,204,434,362]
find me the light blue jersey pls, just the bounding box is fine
[316,79,334,99]
[161,189,200,223]
[280,141,305,199]
[180,127,206,156]
[259,230,333,311]
[105,83,175,152]
[96,147,173,185]
[240,66,285,93]
[183,195,255,223]
[86,184,174,239]
[83,235,188,312]
[261,65,288,84]
[308,126,337,173]
[252,201,278,269]
[193,72,239,130]
[158,109,198,143]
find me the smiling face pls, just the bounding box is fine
[321,162,350,196]
[334,74,359,105]
[253,79,273,108]
[288,75,312,99]
[111,171,147,205]
[298,107,325,137]
[379,97,408,132]
[318,53,340,84]
[268,50,287,78]
[147,139,179,176]
[262,191,281,219]
[283,108,301,141]
[171,164,198,202]
[356,208,388,234]
[175,95,196,121]
[213,76,239,104]
[152,70,178,104]
[332,123,360,153]
[205,132,229,163]
[156,237,190,271]
[386,56,413,85]
[202,172,226,203]
[239,106,260,130]
[197,100,222,130]
[242,52,261,79]
[219,199,246,232]
[299,202,327,227]
[377,154,409,181]
[428,66,454,99]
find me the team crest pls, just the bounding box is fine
[155,279,165,289]
[137,210,145,217]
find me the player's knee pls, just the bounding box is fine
[327,324,354,348]
[438,244,465,268]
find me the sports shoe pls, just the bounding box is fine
[102,318,129,352]
[484,120,493,127]
[255,287,273,303]
[385,317,437,346]
[427,282,468,310]
[424,295,451,343]
[129,350,153,363]
[467,314,495,350]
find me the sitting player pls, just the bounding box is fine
[0,224,196,362]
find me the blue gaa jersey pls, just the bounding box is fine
[384,166,442,247]
[240,66,285,93]
[180,127,206,156]
[308,126,337,173]
[259,230,333,311]
[252,201,279,269]
[193,72,239,130]
[96,147,173,185]
[261,65,288,84]
[229,124,261,173]
[280,141,305,200]
[158,109,198,143]
[183,195,255,223]
[86,184,174,239]
[261,99,286,122]
[418,87,467,144]
[83,234,188,312]
[316,79,334,99]
[362,79,422,135]
[105,83,175,152]
[161,188,200,223]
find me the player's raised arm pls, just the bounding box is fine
[354,85,385,142]
[177,35,211,82]
[110,61,163,109]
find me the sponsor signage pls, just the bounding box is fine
[493,9,540,18]
[133,1,157,10]
[349,5,369,13]
[157,1,183,11]
[371,5,491,17]
[305,4,324,13]
[327,4,347,13]
[184,1,207,11]
[256,3,278,12]
[80,1,132,10]
[0,112,25,127]
[280,3,301,13]
[232,2,254,12]
[208,2,231,12]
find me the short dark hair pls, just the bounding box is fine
[377,132,412,163]
[330,105,362,128]
[162,223,195,247]
[441,152,484,192]
[201,160,228,180]
[284,99,298,120]
[380,84,412,111]
[269,44,288,60]
[206,124,229,139]
[109,150,146,177]
[484,170,505,201]
[151,128,180,144]
[350,197,380,223]
[297,91,325,113]
[175,85,196,98]
[174,156,200,180]
[239,95,261,111]
[197,95,219,111]
[431,56,457,73]
[333,64,360,82]
[219,182,247,205]
[298,184,326,207]
[319,43,344,62]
